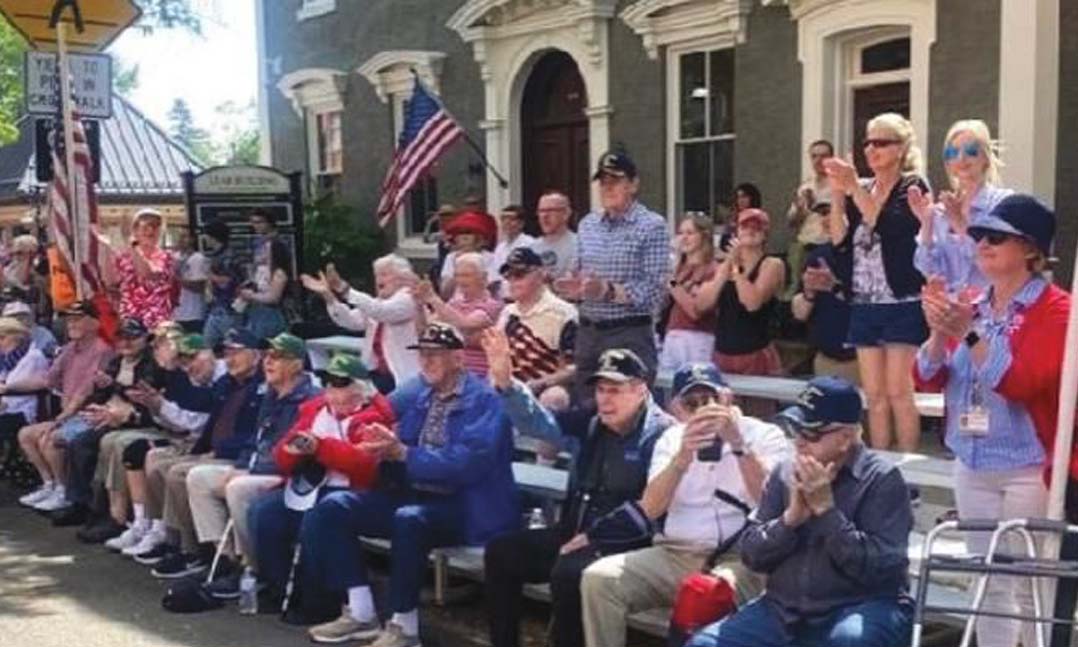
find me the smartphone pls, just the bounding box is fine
[288,434,313,452]
[697,436,725,462]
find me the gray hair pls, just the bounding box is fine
[455,251,488,279]
[372,253,416,281]
[11,235,38,254]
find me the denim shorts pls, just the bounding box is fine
[847,301,927,347]
[55,416,94,445]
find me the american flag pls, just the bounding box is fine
[47,108,104,298]
[377,78,464,227]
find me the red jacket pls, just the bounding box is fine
[272,392,396,490]
[916,284,1077,484]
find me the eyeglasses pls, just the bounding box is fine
[681,392,720,412]
[324,375,355,388]
[943,142,981,162]
[786,423,847,443]
[863,138,902,149]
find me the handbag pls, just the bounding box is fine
[667,489,752,646]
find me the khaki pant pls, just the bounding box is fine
[95,428,170,495]
[146,446,227,552]
[813,353,861,387]
[187,463,281,569]
[580,544,764,647]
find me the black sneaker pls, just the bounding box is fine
[205,571,242,600]
[76,519,125,544]
[152,552,209,580]
[49,504,88,527]
[133,543,176,566]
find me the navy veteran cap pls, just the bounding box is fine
[117,317,149,339]
[592,150,638,180]
[219,327,261,351]
[586,348,649,384]
[672,363,727,398]
[62,300,99,319]
[968,194,1056,256]
[776,376,862,434]
[499,247,544,275]
[407,322,465,350]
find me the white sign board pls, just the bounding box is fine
[193,166,292,195]
[24,51,112,119]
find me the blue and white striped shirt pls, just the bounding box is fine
[913,184,1012,294]
[916,277,1048,471]
[575,201,670,321]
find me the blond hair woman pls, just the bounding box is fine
[909,119,1012,293]
[824,112,929,451]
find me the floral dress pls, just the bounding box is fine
[116,247,176,329]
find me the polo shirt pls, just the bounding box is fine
[496,288,578,382]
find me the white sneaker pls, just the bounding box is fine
[123,527,166,558]
[33,488,69,512]
[105,523,147,552]
[18,484,54,507]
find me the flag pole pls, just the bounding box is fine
[413,70,508,189]
[1047,249,1078,516]
[56,20,83,300]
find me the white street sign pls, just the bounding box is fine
[24,51,112,119]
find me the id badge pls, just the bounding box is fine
[959,406,990,436]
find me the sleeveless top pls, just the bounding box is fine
[714,256,776,355]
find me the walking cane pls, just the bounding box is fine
[280,542,303,616]
[206,518,235,584]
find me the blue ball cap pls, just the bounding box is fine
[218,327,261,351]
[968,193,1056,256]
[672,362,727,398]
[776,376,862,434]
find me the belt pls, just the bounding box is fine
[580,315,652,330]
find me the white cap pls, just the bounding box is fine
[2,301,33,317]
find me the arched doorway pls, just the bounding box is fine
[521,51,589,225]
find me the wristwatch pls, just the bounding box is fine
[730,445,748,458]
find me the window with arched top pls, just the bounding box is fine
[839,30,912,176]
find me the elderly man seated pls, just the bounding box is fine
[580,363,790,647]
[302,323,516,647]
[686,376,914,647]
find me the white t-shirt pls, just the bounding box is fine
[174,251,211,322]
[648,413,791,550]
[531,231,577,278]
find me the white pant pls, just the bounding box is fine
[955,462,1048,647]
[187,464,282,568]
[659,329,715,373]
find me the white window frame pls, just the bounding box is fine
[666,37,737,226]
[276,68,346,192]
[296,0,335,22]
[313,109,344,176]
[832,28,911,155]
[389,90,440,259]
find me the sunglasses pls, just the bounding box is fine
[943,142,981,162]
[972,231,1015,246]
[863,138,902,149]
[324,374,355,388]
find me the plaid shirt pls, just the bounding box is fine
[575,201,670,321]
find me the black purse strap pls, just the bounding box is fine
[702,488,752,572]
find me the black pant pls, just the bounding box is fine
[1050,482,1078,647]
[0,413,30,481]
[64,426,110,506]
[484,528,601,647]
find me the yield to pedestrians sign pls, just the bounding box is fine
[24,50,112,118]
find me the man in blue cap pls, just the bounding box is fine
[581,362,790,647]
[686,376,914,647]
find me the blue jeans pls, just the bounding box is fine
[299,489,465,614]
[203,307,238,349]
[686,596,913,647]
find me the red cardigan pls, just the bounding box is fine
[273,392,396,490]
[916,284,1076,484]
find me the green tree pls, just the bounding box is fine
[167,97,214,164]
[213,100,260,165]
[0,22,27,145]
[113,62,140,97]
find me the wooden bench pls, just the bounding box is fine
[654,371,945,418]
[877,449,955,491]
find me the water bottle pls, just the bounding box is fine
[238,567,258,615]
[527,507,546,530]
